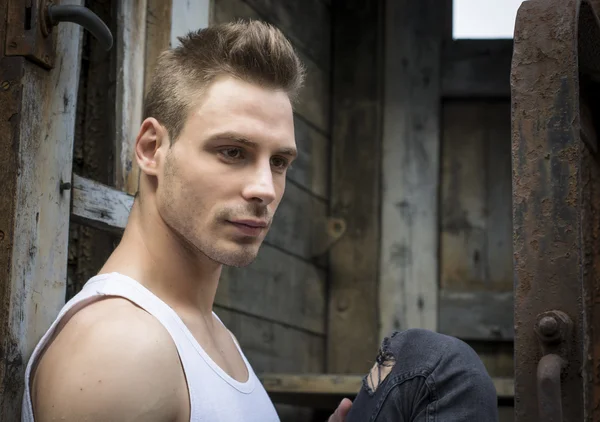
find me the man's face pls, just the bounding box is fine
[155,76,296,267]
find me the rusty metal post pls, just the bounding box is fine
[511,0,600,420]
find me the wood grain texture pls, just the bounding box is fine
[439,101,512,340]
[266,181,327,260]
[241,0,331,69]
[71,174,133,235]
[439,290,514,340]
[115,0,147,194]
[217,244,326,334]
[289,116,329,199]
[260,373,514,396]
[0,2,84,416]
[440,101,512,292]
[212,0,331,133]
[328,0,383,374]
[215,307,325,373]
[379,0,443,339]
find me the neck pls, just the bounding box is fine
[101,198,222,317]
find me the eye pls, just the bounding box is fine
[270,156,290,170]
[219,147,244,161]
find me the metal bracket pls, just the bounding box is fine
[534,310,573,422]
[5,0,113,70]
[5,0,55,68]
[534,310,573,360]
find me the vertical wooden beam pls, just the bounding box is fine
[115,0,147,194]
[144,0,173,97]
[171,0,210,45]
[378,0,443,340]
[328,0,383,374]
[0,1,84,417]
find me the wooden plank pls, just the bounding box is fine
[266,181,327,259]
[217,244,326,334]
[442,40,512,98]
[242,0,331,69]
[288,116,329,199]
[328,0,382,374]
[469,340,514,379]
[71,174,133,236]
[115,0,147,194]
[259,373,514,399]
[214,307,325,374]
[439,290,514,340]
[144,0,173,97]
[379,0,443,340]
[440,101,487,292]
[0,1,84,417]
[439,101,513,340]
[213,0,331,133]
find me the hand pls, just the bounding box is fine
[327,398,353,422]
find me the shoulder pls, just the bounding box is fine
[32,297,187,421]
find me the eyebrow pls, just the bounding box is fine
[207,131,298,158]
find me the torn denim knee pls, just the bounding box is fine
[363,333,397,395]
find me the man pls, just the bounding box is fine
[22,20,498,422]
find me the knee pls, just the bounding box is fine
[382,329,495,391]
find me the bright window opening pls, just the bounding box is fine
[453,0,523,39]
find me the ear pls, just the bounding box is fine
[135,118,170,177]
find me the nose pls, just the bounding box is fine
[241,162,277,205]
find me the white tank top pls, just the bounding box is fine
[21,272,280,422]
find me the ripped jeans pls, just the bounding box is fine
[346,329,499,422]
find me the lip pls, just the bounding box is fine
[230,219,268,228]
[228,220,268,237]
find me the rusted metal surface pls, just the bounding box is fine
[512,0,600,420]
[537,354,564,422]
[534,311,572,421]
[5,0,55,68]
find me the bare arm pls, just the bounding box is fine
[32,298,188,422]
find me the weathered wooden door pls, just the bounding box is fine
[0,2,111,419]
[512,0,600,420]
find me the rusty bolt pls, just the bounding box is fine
[44,55,50,64]
[539,316,559,337]
[1,81,9,90]
[8,41,17,49]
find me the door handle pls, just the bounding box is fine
[43,5,113,51]
[534,311,572,422]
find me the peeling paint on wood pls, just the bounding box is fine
[0,1,83,417]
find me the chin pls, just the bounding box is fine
[205,244,261,267]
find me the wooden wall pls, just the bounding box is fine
[379,2,514,418]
